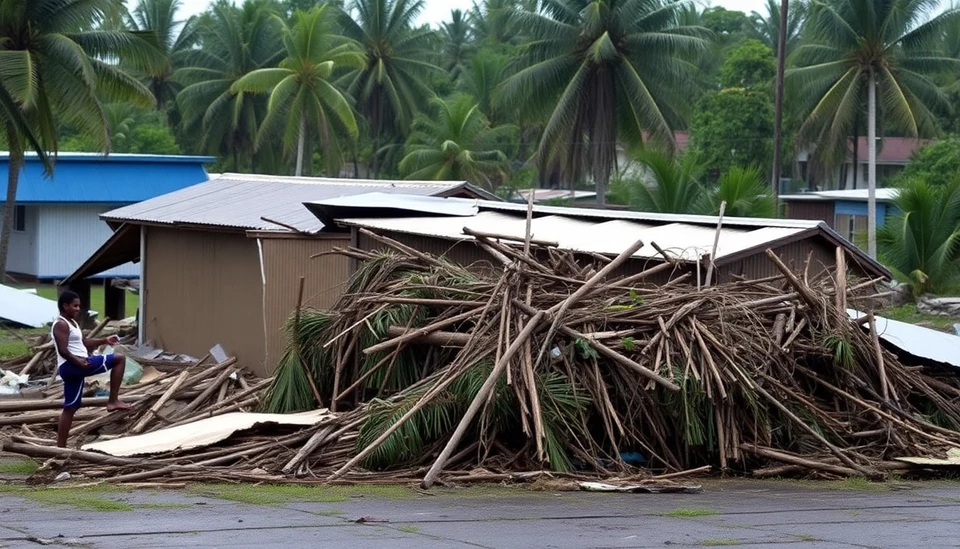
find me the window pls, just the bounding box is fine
[13,205,25,232]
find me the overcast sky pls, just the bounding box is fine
[172,0,775,24]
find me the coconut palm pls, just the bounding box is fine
[399,94,515,188]
[700,166,777,218]
[878,176,960,296]
[629,149,704,214]
[233,6,362,176]
[459,49,510,123]
[175,0,284,171]
[789,0,960,258]
[128,0,200,110]
[501,0,708,207]
[0,0,155,277]
[748,0,806,55]
[440,9,475,81]
[339,0,443,177]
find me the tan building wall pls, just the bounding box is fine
[258,235,351,371]
[142,227,266,374]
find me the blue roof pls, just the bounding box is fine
[1,152,216,204]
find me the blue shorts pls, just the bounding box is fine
[59,354,118,409]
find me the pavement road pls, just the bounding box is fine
[1,479,959,548]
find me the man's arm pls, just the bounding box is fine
[53,321,89,368]
[82,335,114,352]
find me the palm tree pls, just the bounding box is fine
[128,0,200,110]
[459,49,510,123]
[878,176,960,296]
[399,94,515,188]
[339,0,443,177]
[233,6,362,176]
[629,149,704,214]
[175,0,284,171]
[0,0,155,278]
[748,0,806,55]
[440,9,475,81]
[700,166,777,218]
[469,0,524,47]
[502,0,708,207]
[789,0,960,259]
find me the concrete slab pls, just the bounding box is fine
[0,480,958,549]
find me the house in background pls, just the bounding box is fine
[1,152,214,282]
[795,137,932,191]
[780,188,900,243]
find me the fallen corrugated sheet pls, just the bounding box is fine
[848,309,960,369]
[0,284,58,328]
[336,212,807,263]
[81,410,333,457]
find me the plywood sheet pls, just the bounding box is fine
[81,410,333,457]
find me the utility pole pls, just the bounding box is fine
[771,0,788,203]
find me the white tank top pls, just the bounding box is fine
[52,316,88,367]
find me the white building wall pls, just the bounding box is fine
[7,205,40,276]
[37,204,138,280]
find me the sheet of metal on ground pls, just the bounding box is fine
[0,284,58,328]
[81,410,333,457]
[848,309,960,369]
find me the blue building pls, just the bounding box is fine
[780,188,900,244]
[1,152,213,281]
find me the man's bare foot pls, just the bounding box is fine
[106,400,134,411]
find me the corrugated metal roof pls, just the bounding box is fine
[337,212,808,263]
[475,199,825,230]
[3,153,213,203]
[848,309,960,369]
[781,189,899,203]
[102,174,492,233]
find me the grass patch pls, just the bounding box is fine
[882,304,957,332]
[26,490,132,512]
[136,502,194,509]
[700,539,741,547]
[0,459,39,475]
[794,533,818,542]
[188,483,416,505]
[662,508,721,518]
[398,525,420,534]
[314,508,345,516]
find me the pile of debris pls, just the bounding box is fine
[4,227,960,487]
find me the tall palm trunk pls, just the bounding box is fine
[867,69,877,259]
[0,133,23,280]
[295,111,306,177]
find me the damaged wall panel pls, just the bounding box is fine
[259,234,351,370]
[143,227,265,371]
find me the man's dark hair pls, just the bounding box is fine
[58,290,80,313]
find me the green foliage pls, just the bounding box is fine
[700,166,776,218]
[701,6,749,39]
[878,176,960,296]
[175,0,285,172]
[339,0,444,176]
[895,137,960,186]
[501,0,709,205]
[689,89,773,177]
[719,39,775,90]
[628,149,704,214]
[128,0,201,111]
[824,334,854,370]
[789,0,960,168]
[232,5,362,175]
[747,0,806,55]
[399,94,515,188]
